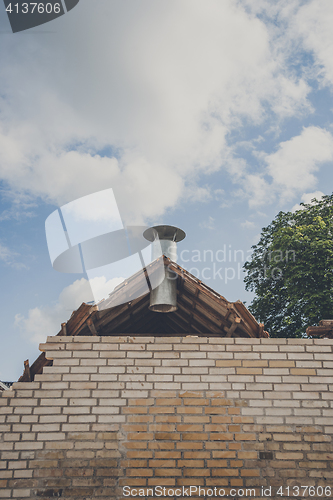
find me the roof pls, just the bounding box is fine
[19,256,268,382]
[306,319,333,338]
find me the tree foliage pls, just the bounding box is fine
[243,194,333,338]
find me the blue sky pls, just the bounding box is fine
[1,0,333,381]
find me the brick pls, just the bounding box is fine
[212,469,239,476]
[287,352,314,360]
[63,374,90,381]
[215,360,241,367]
[154,367,181,374]
[299,461,327,468]
[183,468,210,476]
[66,342,92,350]
[209,433,233,441]
[233,352,261,361]
[154,398,181,406]
[155,433,180,440]
[306,345,332,352]
[184,452,210,459]
[155,469,182,477]
[45,350,72,359]
[207,459,228,467]
[226,345,251,351]
[260,353,287,359]
[264,391,291,399]
[255,376,282,383]
[199,344,225,351]
[229,376,255,383]
[180,352,206,359]
[208,338,234,344]
[240,469,260,477]
[269,360,295,367]
[154,383,181,390]
[245,383,272,391]
[149,460,176,467]
[301,384,328,391]
[173,344,199,351]
[182,337,207,344]
[189,359,215,366]
[126,468,153,476]
[174,375,201,382]
[120,343,146,351]
[309,376,332,383]
[283,442,310,451]
[273,383,301,391]
[183,367,209,375]
[162,359,188,367]
[253,345,279,351]
[235,338,262,344]
[10,399,38,407]
[236,368,263,375]
[69,382,97,389]
[69,398,97,406]
[279,345,305,352]
[37,433,66,441]
[149,424,175,432]
[243,360,268,367]
[273,434,302,441]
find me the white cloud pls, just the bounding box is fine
[234,127,333,209]
[264,127,333,201]
[242,174,271,208]
[0,243,14,263]
[200,216,215,230]
[0,241,28,270]
[241,220,256,229]
[291,190,325,212]
[0,0,312,223]
[293,0,333,87]
[15,276,123,344]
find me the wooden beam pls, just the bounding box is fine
[19,360,31,382]
[86,317,98,336]
[224,317,242,337]
[177,301,223,334]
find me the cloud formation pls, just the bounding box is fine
[265,126,333,201]
[291,190,325,212]
[15,276,123,343]
[0,0,316,223]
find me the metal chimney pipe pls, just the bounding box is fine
[143,225,186,313]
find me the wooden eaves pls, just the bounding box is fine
[19,256,268,382]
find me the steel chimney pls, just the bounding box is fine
[143,225,186,313]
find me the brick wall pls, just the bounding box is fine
[0,336,332,499]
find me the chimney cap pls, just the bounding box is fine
[143,225,186,243]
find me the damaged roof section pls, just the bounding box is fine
[19,256,268,382]
[77,256,268,338]
[306,319,333,339]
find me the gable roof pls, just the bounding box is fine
[19,256,268,382]
[81,256,267,338]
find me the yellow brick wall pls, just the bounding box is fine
[0,336,332,499]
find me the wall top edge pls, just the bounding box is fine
[44,335,333,345]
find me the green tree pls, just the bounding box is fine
[243,194,333,338]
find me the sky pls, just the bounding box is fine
[1,0,333,381]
